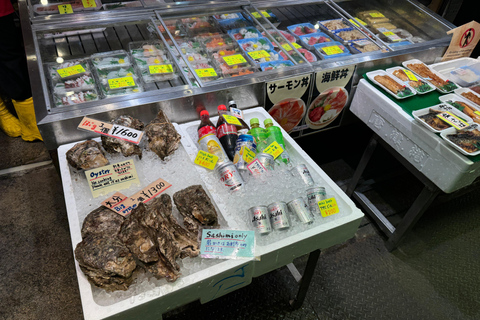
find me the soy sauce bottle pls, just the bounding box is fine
[216,104,238,161]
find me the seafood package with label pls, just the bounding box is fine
[333,28,368,42]
[313,41,351,60]
[228,27,262,40]
[262,29,296,47]
[412,103,473,133]
[183,16,219,37]
[299,32,332,49]
[33,0,101,15]
[440,124,480,156]
[91,50,131,70]
[237,37,284,65]
[403,59,458,93]
[279,48,317,63]
[287,23,318,37]
[95,66,144,98]
[200,35,237,52]
[318,19,351,32]
[349,39,383,53]
[439,93,480,124]
[367,70,416,99]
[386,67,435,94]
[130,42,179,83]
[260,60,294,71]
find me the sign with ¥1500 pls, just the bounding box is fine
[85,160,139,198]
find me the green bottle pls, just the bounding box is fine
[264,118,291,165]
[248,118,270,152]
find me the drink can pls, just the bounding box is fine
[306,186,326,215]
[198,133,228,164]
[215,161,244,192]
[255,152,275,171]
[287,197,314,224]
[233,134,256,170]
[267,201,290,230]
[248,206,272,234]
[290,164,314,186]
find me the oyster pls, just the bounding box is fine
[66,140,109,170]
[101,115,144,159]
[74,235,137,291]
[145,109,181,160]
[173,185,218,233]
[81,206,125,239]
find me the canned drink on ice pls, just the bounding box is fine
[248,206,272,234]
[290,164,314,186]
[255,152,275,171]
[233,134,257,170]
[198,133,229,164]
[267,201,290,230]
[306,186,326,215]
[287,197,314,224]
[215,161,244,192]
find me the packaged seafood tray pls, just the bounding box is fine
[357,10,390,25]
[279,48,317,63]
[260,60,294,71]
[211,51,254,71]
[313,41,352,60]
[212,13,252,31]
[317,19,351,33]
[209,47,241,63]
[237,37,284,65]
[59,108,363,320]
[333,28,368,43]
[33,0,102,15]
[349,39,383,54]
[156,19,185,38]
[199,35,238,53]
[95,66,144,98]
[182,16,219,37]
[440,124,480,156]
[448,63,480,87]
[129,41,179,83]
[403,59,459,93]
[376,28,407,43]
[247,9,280,27]
[221,66,257,78]
[412,103,473,133]
[385,66,435,95]
[454,88,480,108]
[102,1,142,10]
[438,93,480,124]
[228,27,262,41]
[299,32,332,50]
[175,38,204,55]
[366,70,416,99]
[91,50,131,70]
[287,23,318,38]
[262,29,296,47]
[191,63,223,83]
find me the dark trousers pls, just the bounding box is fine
[0,12,31,101]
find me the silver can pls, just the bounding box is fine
[256,152,275,171]
[198,133,229,164]
[287,197,314,224]
[290,164,314,186]
[215,161,244,192]
[267,201,290,230]
[248,206,272,234]
[306,186,327,215]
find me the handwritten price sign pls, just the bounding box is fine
[437,111,470,130]
[108,124,144,145]
[194,150,219,170]
[317,197,339,217]
[77,117,112,134]
[263,141,284,159]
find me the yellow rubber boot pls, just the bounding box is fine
[0,99,22,137]
[12,97,43,141]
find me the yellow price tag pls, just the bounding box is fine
[403,69,418,82]
[58,4,73,14]
[242,146,255,163]
[149,64,173,74]
[57,64,86,78]
[252,10,270,18]
[322,45,343,55]
[350,18,367,27]
[263,141,283,159]
[383,31,395,36]
[223,54,247,66]
[369,12,385,18]
[248,50,270,60]
[292,42,302,49]
[82,0,96,8]
[108,77,136,89]
[194,150,218,170]
[475,111,480,116]
[282,44,292,51]
[223,114,242,126]
[436,111,470,130]
[318,197,339,217]
[195,68,217,78]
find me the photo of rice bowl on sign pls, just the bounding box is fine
[306,87,348,129]
[268,98,306,133]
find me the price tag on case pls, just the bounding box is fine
[223,54,247,66]
[369,12,385,18]
[223,114,242,126]
[57,64,86,78]
[248,50,270,60]
[58,4,73,14]
[436,111,470,130]
[403,69,418,81]
[149,64,173,74]
[263,141,284,159]
[108,76,135,89]
[195,68,217,78]
[251,10,270,18]
[282,42,302,51]
[349,18,367,27]
[322,45,343,55]
[82,0,96,8]
[194,150,219,170]
[318,197,339,217]
[108,124,144,145]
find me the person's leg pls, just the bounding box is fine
[0,98,21,137]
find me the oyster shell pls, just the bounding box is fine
[101,115,144,159]
[81,206,125,239]
[66,140,109,170]
[144,109,181,160]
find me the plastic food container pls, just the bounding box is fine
[228,27,262,41]
[191,62,223,83]
[279,48,317,63]
[262,29,296,47]
[247,9,280,27]
[438,93,480,124]
[130,42,179,83]
[287,23,318,37]
[349,39,383,54]
[221,66,257,78]
[211,52,252,69]
[95,66,144,98]
[440,123,480,156]
[213,13,252,30]
[237,37,284,65]
[200,35,237,52]
[91,50,131,69]
[366,70,416,99]
[403,59,459,93]
[33,0,102,15]
[333,28,368,43]
[313,41,352,60]
[260,60,294,71]
[299,32,332,49]
[317,19,351,32]
[357,10,390,25]
[449,62,480,87]
[386,66,435,95]
[183,16,218,37]
[412,103,473,133]
[175,38,204,54]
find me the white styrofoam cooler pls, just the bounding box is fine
[58,108,363,320]
[351,79,480,193]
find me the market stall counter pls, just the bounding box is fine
[58,107,363,320]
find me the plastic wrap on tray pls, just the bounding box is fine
[91,50,131,69]
[200,35,237,53]
[157,19,185,37]
[449,63,480,87]
[386,66,435,94]
[287,23,318,37]
[299,32,332,49]
[279,48,317,63]
[366,70,416,99]
[357,10,390,25]
[176,38,204,54]
[95,66,144,98]
[211,51,252,68]
[228,27,262,40]
[183,16,218,37]
[213,13,252,30]
[334,28,368,43]
[33,0,101,15]
[191,63,223,82]
[349,39,383,53]
[237,37,284,65]
[403,59,459,93]
[129,41,179,83]
[260,60,294,71]
[262,29,296,47]
[313,41,352,60]
[247,9,280,26]
[318,19,351,32]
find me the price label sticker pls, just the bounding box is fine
[230,107,244,119]
[242,146,255,163]
[291,42,302,49]
[437,111,470,130]
[382,31,402,41]
[223,54,247,66]
[403,69,418,81]
[248,50,270,60]
[369,12,385,18]
[149,64,173,74]
[263,141,284,159]
[108,124,144,145]
[322,45,344,55]
[82,0,96,8]
[475,111,480,116]
[194,150,219,170]
[195,68,218,78]
[58,4,73,14]
[108,76,136,89]
[252,10,270,18]
[247,159,267,176]
[318,197,339,217]
[57,64,86,78]
[77,116,112,134]
[281,44,295,51]
[102,192,128,209]
[350,18,367,27]
[223,114,242,126]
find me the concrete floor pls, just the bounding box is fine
[0,124,479,320]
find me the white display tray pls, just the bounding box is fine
[58,109,363,320]
[453,88,480,109]
[351,79,480,193]
[366,70,416,100]
[412,103,473,133]
[402,58,459,93]
[440,124,480,157]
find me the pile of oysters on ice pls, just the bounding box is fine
[66,110,220,291]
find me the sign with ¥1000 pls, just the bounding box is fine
[57,64,86,78]
[437,111,470,130]
[200,229,255,259]
[317,197,339,217]
[149,64,173,74]
[58,4,73,14]
[223,54,247,66]
[248,50,270,60]
[222,114,242,126]
[263,141,284,159]
[194,150,219,170]
[85,160,139,198]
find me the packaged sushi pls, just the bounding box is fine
[95,66,144,98]
[129,41,179,83]
[237,37,284,65]
[287,23,318,37]
[190,62,223,83]
[299,32,332,49]
[91,50,131,69]
[200,35,237,52]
